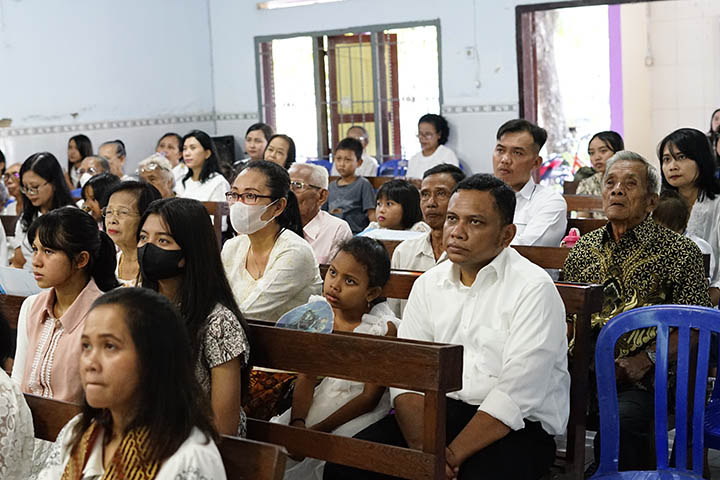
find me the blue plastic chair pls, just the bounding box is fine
[306,159,332,174]
[592,304,718,479]
[377,159,407,177]
[704,339,720,449]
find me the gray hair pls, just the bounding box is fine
[138,153,175,187]
[603,150,660,195]
[288,163,329,190]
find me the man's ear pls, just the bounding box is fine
[500,223,516,248]
[319,188,329,204]
[646,192,659,213]
[532,155,542,170]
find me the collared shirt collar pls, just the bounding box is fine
[516,178,537,200]
[40,278,101,333]
[442,247,507,288]
[303,209,324,242]
[416,231,434,260]
[601,215,653,245]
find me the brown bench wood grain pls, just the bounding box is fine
[24,393,287,480]
[563,194,603,213]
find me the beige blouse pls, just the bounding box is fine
[221,229,322,322]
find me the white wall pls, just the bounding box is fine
[209,0,572,174]
[0,0,216,172]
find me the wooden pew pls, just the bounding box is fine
[0,214,17,237]
[245,322,463,479]
[329,175,394,190]
[563,179,580,194]
[2,293,23,330]
[567,218,606,235]
[202,201,229,249]
[563,194,603,213]
[24,394,288,480]
[316,264,603,478]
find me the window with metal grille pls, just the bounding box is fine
[255,21,441,165]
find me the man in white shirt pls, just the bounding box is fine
[388,163,465,317]
[289,163,352,264]
[324,174,570,479]
[492,119,567,246]
[330,125,379,177]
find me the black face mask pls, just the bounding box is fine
[137,243,185,282]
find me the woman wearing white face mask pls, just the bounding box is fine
[222,161,322,323]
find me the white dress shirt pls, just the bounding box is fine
[304,210,353,265]
[387,231,445,318]
[511,179,567,247]
[222,229,323,322]
[406,145,459,179]
[390,247,570,435]
[39,415,226,480]
[686,194,720,287]
[175,172,230,203]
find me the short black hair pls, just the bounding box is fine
[107,180,162,218]
[265,134,296,169]
[82,172,121,209]
[334,236,390,290]
[453,173,516,226]
[496,119,547,152]
[376,179,423,229]
[246,122,274,142]
[335,137,363,162]
[589,131,624,154]
[653,189,689,233]
[423,163,466,184]
[418,113,450,145]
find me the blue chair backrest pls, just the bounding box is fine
[377,159,407,177]
[306,159,333,174]
[594,305,719,476]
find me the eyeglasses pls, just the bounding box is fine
[138,161,169,175]
[77,167,99,176]
[225,191,274,205]
[290,181,322,192]
[2,172,19,182]
[101,207,140,219]
[416,132,437,140]
[20,182,49,196]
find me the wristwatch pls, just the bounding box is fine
[645,349,656,365]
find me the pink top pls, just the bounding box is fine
[21,279,103,403]
[303,210,353,265]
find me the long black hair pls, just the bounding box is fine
[82,173,121,209]
[376,179,423,229]
[19,152,75,231]
[27,207,120,291]
[181,130,222,186]
[242,160,303,237]
[68,134,93,173]
[588,131,624,155]
[658,128,720,201]
[137,198,251,374]
[69,288,218,465]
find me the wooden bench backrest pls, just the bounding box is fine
[246,322,463,479]
[1,215,17,237]
[567,217,607,235]
[202,201,229,249]
[24,394,287,480]
[563,179,580,194]
[329,176,394,190]
[563,194,603,212]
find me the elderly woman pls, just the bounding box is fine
[138,153,175,199]
[564,150,711,473]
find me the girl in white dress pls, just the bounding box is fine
[273,236,399,479]
[659,128,720,305]
[39,288,226,480]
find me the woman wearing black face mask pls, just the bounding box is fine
[137,197,251,438]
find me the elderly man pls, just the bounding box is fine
[388,163,465,317]
[289,163,352,264]
[564,150,711,473]
[492,119,567,246]
[324,174,570,479]
[77,155,111,187]
[138,153,175,199]
[99,139,132,180]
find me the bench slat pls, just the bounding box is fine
[563,194,603,212]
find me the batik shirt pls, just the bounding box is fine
[564,216,711,360]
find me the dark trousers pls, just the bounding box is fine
[593,388,655,471]
[323,398,556,480]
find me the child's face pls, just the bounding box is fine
[334,149,360,178]
[323,251,375,312]
[375,195,404,229]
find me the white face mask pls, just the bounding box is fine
[230,200,278,235]
[79,172,93,187]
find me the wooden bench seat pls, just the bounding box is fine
[24,393,288,480]
[245,322,463,479]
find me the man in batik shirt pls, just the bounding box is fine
[564,150,711,472]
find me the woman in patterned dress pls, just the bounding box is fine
[137,197,250,436]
